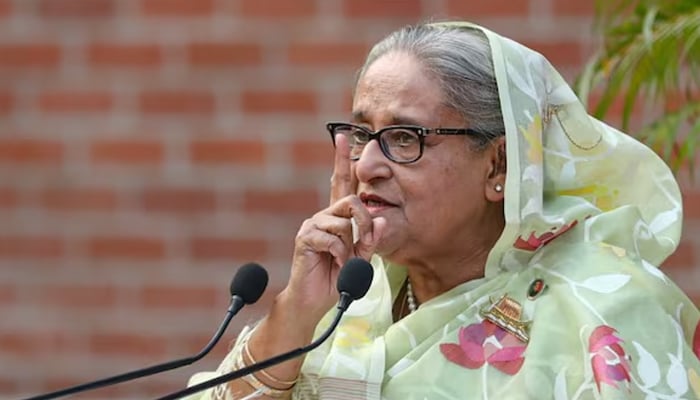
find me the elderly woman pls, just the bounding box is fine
[189,22,700,399]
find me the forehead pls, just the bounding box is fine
[352,52,452,127]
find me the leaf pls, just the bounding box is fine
[487,346,526,362]
[440,343,483,369]
[648,209,681,234]
[579,274,631,293]
[641,259,667,283]
[490,357,525,375]
[554,369,569,400]
[665,353,689,396]
[690,368,700,398]
[632,341,661,388]
[576,1,700,177]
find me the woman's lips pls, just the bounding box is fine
[360,193,397,213]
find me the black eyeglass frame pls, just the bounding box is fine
[326,122,483,164]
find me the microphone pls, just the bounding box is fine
[156,257,374,400]
[22,263,269,400]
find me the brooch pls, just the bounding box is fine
[527,278,547,300]
[480,294,531,343]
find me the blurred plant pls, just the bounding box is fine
[576,0,700,175]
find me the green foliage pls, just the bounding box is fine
[576,0,700,175]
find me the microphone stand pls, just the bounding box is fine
[22,297,244,400]
[156,297,348,400]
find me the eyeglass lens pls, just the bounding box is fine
[333,125,422,162]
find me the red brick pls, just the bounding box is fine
[288,42,369,66]
[0,283,16,304]
[0,139,62,164]
[0,331,81,355]
[690,293,700,308]
[664,90,700,113]
[190,238,269,260]
[239,0,316,18]
[89,332,167,357]
[90,140,163,164]
[0,378,16,393]
[43,285,117,308]
[190,140,266,164]
[39,372,139,396]
[585,90,628,119]
[43,377,105,394]
[139,285,218,308]
[88,43,162,67]
[140,91,215,114]
[342,88,354,111]
[244,189,320,214]
[241,90,318,114]
[683,189,700,219]
[552,0,595,16]
[0,44,61,67]
[524,41,585,68]
[0,236,64,258]
[0,92,14,114]
[0,0,11,17]
[187,43,262,66]
[342,0,422,18]
[39,91,113,112]
[292,140,333,167]
[39,0,114,17]
[0,187,18,208]
[138,380,182,397]
[88,237,165,260]
[662,241,695,269]
[141,0,214,16]
[0,333,42,356]
[141,188,216,213]
[447,0,529,17]
[41,378,127,398]
[41,188,117,211]
[177,333,231,359]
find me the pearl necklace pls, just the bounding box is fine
[406,278,417,313]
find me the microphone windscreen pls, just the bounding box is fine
[230,263,268,304]
[337,258,374,300]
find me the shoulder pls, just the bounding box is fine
[528,240,689,308]
[505,241,700,398]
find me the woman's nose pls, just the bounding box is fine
[354,140,392,183]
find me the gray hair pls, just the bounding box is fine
[357,24,505,148]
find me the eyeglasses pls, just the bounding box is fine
[326,122,482,164]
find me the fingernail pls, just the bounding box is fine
[350,217,361,244]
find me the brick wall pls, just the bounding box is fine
[0,0,697,398]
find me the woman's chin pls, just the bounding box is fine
[373,236,404,263]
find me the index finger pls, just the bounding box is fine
[329,133,353,205]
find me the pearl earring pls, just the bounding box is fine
[495,183,503,193]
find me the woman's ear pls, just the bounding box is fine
[485,136,506,202]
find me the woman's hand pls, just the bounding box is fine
[282,134,386,323]
[239,138,385,395]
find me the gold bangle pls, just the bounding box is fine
[243,341,298,389]
[235,349,292,398]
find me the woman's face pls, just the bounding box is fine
[351,51,502,265]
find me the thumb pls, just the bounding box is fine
[355,217,387,260]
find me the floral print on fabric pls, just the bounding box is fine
[440,320,527,375]
[519,113,543,164]
[588,325,631,392]
[335,317,372,348]
[694,319,700,359]
[513,220,578,251]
